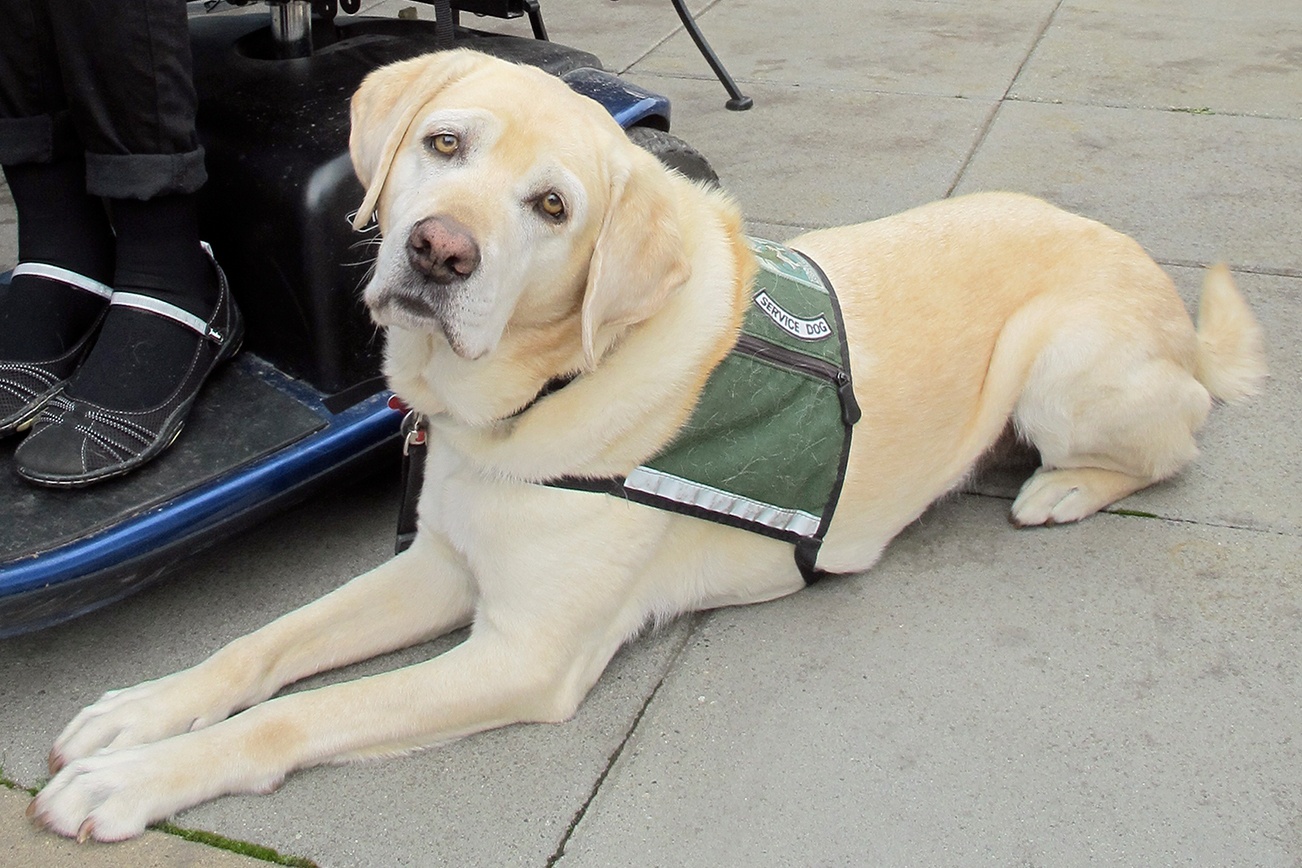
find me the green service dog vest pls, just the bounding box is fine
[551,238,860,583]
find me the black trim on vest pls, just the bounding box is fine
[549,245,859,586]
[786,245,858,583]
[547,474,809,546]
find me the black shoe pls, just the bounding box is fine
[0,265,114,437]
[14,248,243,487]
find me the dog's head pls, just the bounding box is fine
[350,50,691,370]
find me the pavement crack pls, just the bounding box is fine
[1156,258,1302,280]
[544,615,700,867]
[620,0,730,75]
[946,0,1065,198]
[965,490,1292,537]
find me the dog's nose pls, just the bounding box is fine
[406,216,481,284]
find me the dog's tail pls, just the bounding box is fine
[1194,263,1268,402]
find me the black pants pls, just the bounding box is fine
[0,0,205,199]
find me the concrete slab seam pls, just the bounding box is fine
[4,767,315,865]
[1004,93,1302,124]
[965,491,1299,539]
[1157,259,1302,281]
[631,67,1007,103]
[945,0,1065,198]
[545,614,702,867]
[618,0,731,76]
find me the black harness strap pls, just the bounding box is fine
[504,372,578,420]
[393,372,578,554]
[788,245,858,584]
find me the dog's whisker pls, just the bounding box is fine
[352,262,378,296]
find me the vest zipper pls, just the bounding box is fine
[733,334,862,425]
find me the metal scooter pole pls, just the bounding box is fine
[269,0,313,58]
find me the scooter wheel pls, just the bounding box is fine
[627,126,720,188]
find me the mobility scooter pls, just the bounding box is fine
[0,0,724,636]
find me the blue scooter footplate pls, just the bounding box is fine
[0,356,400,638]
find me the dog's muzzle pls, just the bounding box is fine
[407,215,481,285]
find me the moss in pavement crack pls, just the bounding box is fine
[4,771,315,867]
[151,822,319,867]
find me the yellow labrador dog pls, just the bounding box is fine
[31,49,1265,841]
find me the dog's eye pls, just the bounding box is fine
[536,191,566,221]
[427,132,460,156]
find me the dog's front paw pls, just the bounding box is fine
[28,744,183,842]
[51,669,235,773]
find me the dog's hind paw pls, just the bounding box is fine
[1010,466,1150,527]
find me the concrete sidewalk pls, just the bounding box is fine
[2,0,1299,865]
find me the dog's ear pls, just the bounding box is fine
[580,151,692,367]
[349,50,486,231]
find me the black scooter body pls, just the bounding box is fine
[0,13,711,637]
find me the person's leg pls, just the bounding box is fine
[0,0,116,433]
[55,0,218,409]
[14,0,243,485]
[1,162,114,358]
[68,195,219,410]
